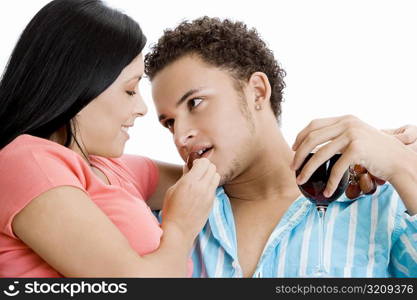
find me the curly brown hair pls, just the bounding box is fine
[144,17,286,121]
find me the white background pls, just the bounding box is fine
[1,0,416,164]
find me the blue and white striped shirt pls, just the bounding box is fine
[191,184,417,277]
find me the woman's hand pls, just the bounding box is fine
[161,158,220,242]
[291,115,412,198]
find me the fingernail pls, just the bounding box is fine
[296,175,304,185]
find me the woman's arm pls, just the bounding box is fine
[13,186,189,277]
[147,160,182,211]
[13,158,219,277]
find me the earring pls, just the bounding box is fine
[255,104,262,110]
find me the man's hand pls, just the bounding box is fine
[345,125,417,199]
[383,125,417,153]
[291,115,411,198]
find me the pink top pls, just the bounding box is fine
[0,134,177,277]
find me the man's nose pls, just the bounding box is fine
[174,121,197,150]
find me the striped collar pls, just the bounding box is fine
[208,187,314,262]
[208,186,365,263]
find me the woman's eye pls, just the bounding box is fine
[126,90,136,96]
[188,98,203,110]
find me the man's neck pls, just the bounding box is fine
[223,128,300,204]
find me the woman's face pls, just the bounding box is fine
[75,53,147,158]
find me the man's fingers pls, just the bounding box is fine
[295,137,347,185]
[406,142,417,153]
[292,117,342,151]
[383,125,417,145]
[323,153,351,197]
[381,128,396,135]
[395,132,416,145]
[292,123,346,171]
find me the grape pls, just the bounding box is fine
[187,152,200,170]
[370,174,386,185]
[345,181,362,199]
[359,173,376,194]
[353,164,367,175]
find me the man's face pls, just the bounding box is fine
[151,55,259,184]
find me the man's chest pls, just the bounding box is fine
[233,208,286,277]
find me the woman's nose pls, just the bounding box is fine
[134,92,148,117]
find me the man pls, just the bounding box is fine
[144,17,417,277]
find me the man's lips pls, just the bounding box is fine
[186,147,214,169]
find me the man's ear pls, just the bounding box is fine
[247,72,271,110]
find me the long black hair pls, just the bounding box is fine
[0,0,146,149]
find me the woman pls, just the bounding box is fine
[0,0,219,277]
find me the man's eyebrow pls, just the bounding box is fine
[158,88,203,122]
[176,88,201,108]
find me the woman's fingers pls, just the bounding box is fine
[209,173,221,192]
[200,162,217,182]
[187,158,211,180]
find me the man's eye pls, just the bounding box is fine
[126,90,136,96]
[188,98,203,110]
[164,119,174,130]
